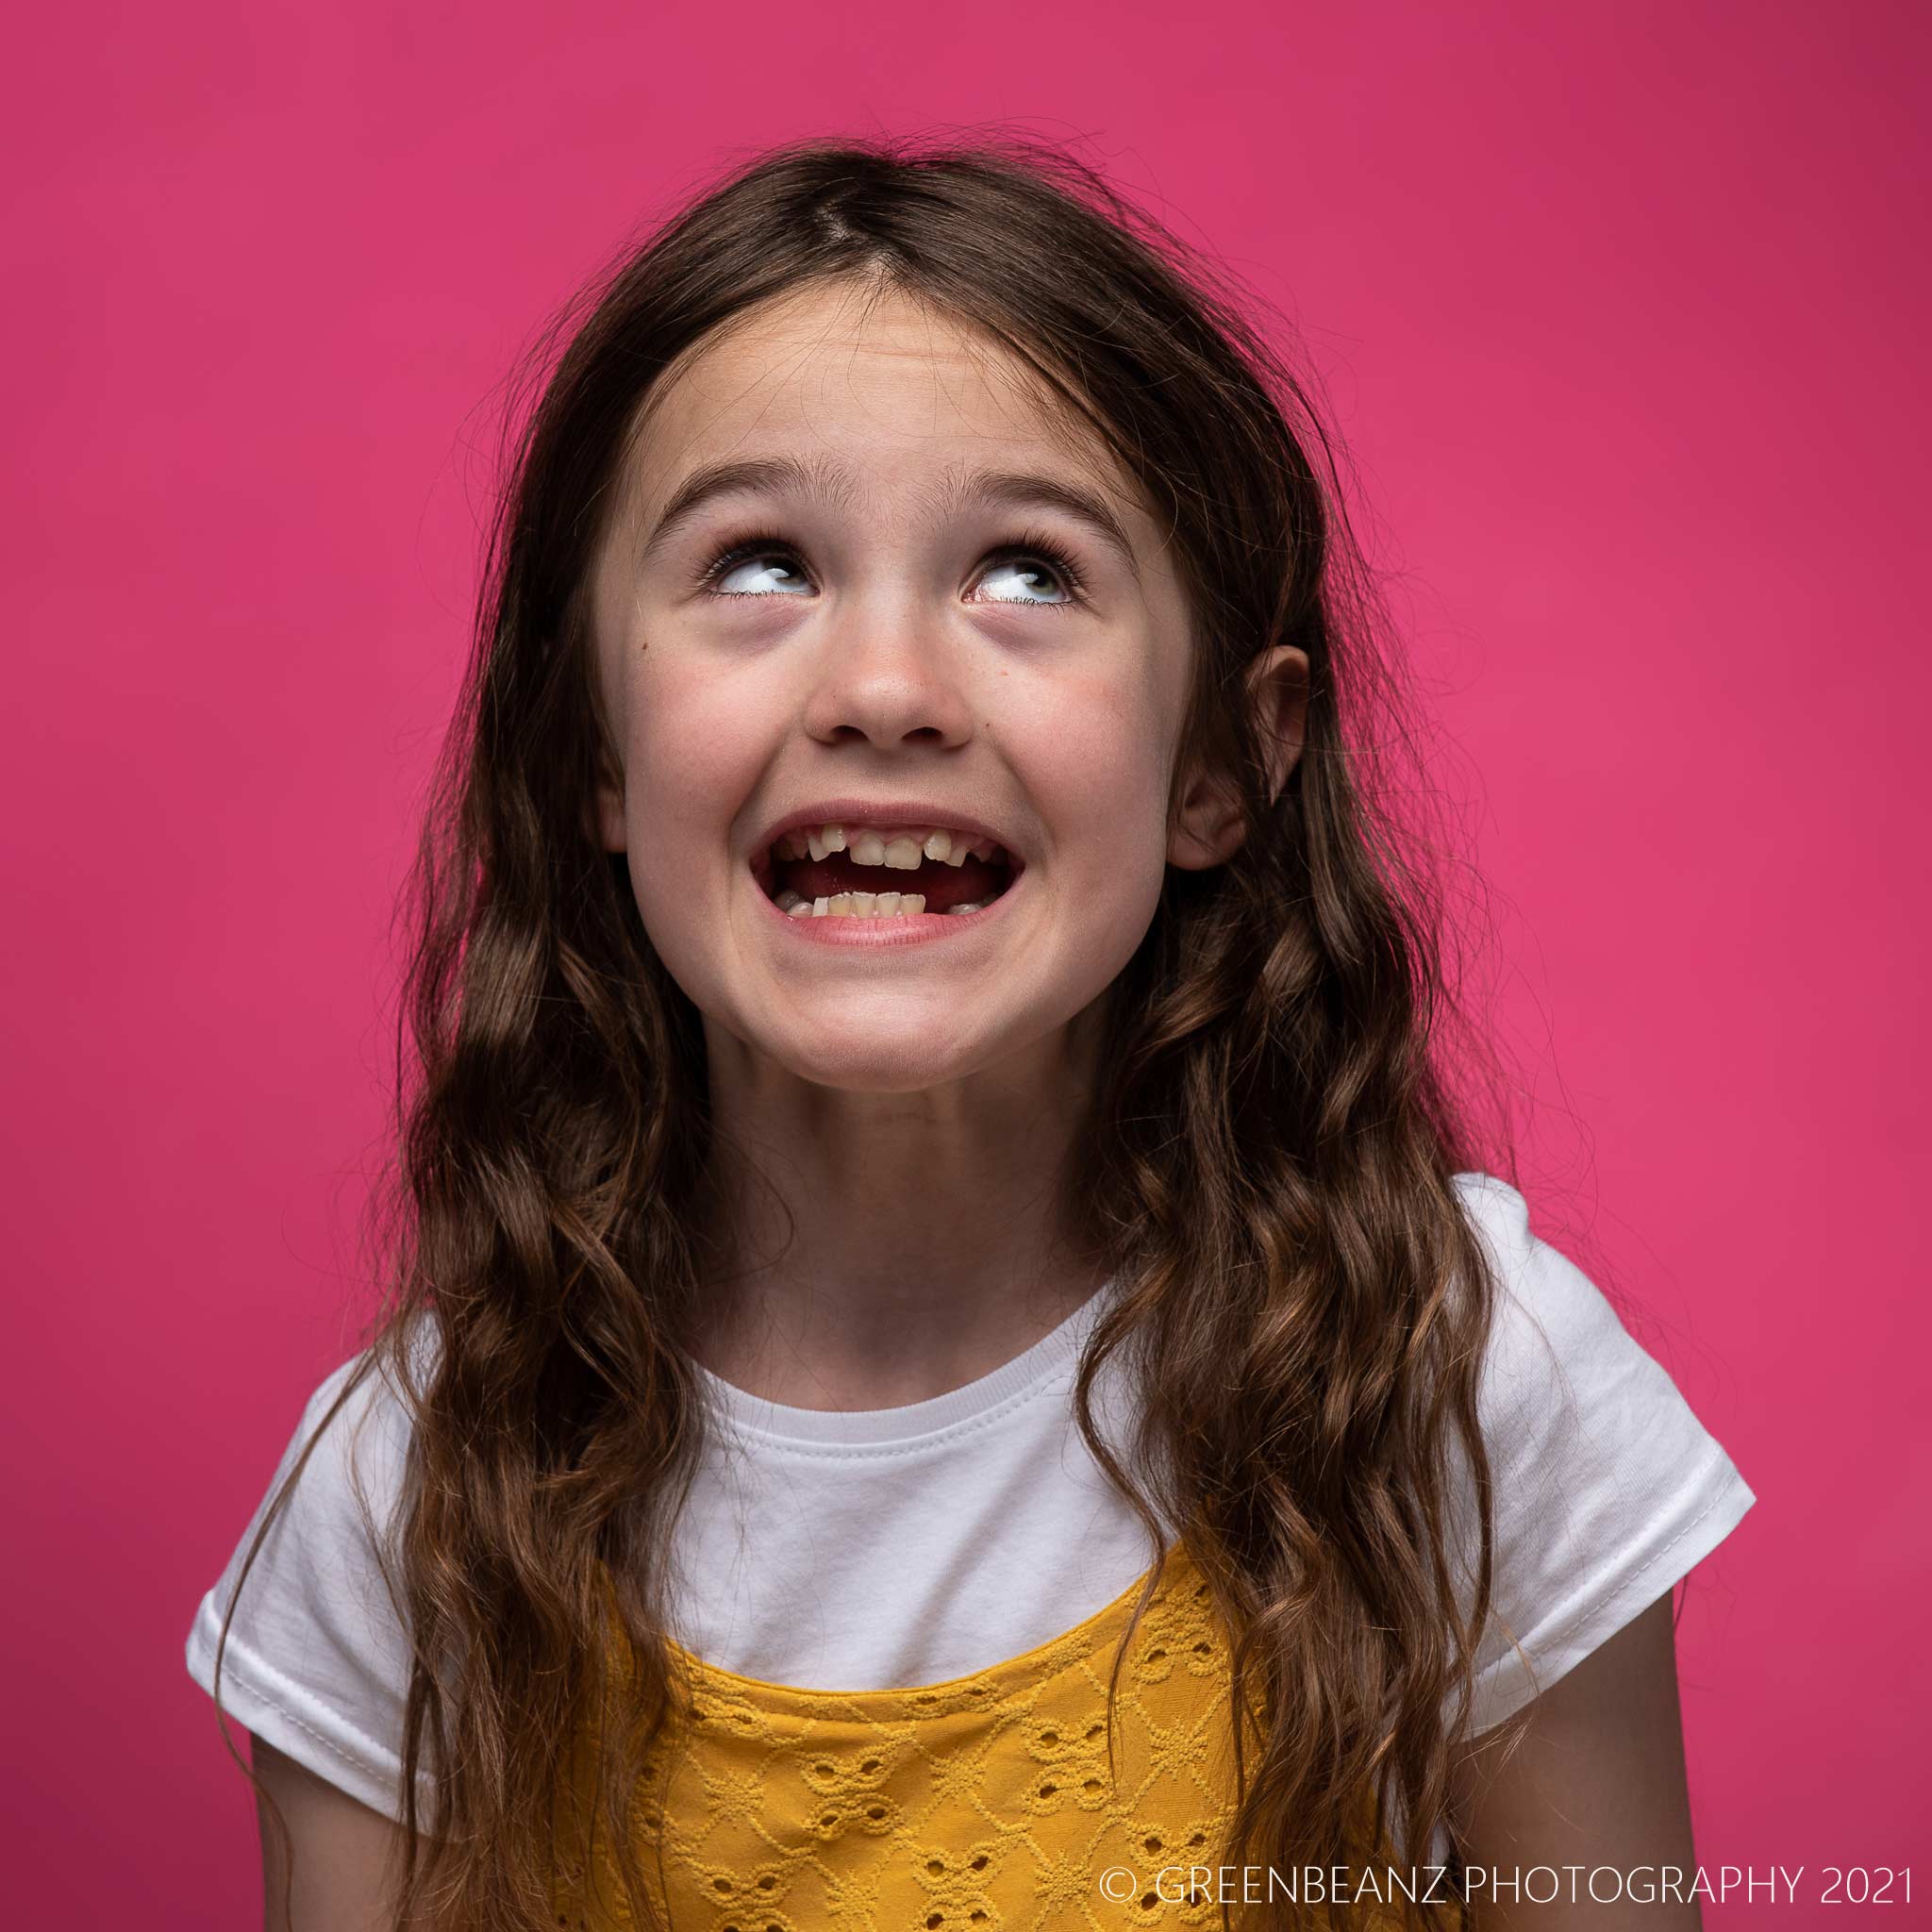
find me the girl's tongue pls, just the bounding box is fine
[776,847,1011,915]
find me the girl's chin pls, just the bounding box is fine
[707,978,1041,1091]
[745,1029,998,1095]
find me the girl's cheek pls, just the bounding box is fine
[1012,670,1175,854]
[627,652,778,807]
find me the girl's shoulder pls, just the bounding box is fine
[270,1316,434,1543]
[1449,1169,1702,1448]
[1450,1170,1624,1415]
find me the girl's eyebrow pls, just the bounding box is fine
[639,453,1141,584]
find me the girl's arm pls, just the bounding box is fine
[1450,1591,1703,1929]
[251,1734,412,1932]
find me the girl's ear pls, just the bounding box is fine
[591,762,628,853]
[1169,643,1310,869]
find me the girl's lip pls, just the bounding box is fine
[752,867,1024,946]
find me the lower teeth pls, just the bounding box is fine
[774,889,991,920]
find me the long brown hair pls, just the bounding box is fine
[213,129,1524,1929]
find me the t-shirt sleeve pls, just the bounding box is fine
[182,1350,423,1822]
[1447,1173,1757,1737]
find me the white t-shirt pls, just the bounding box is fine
[184,1172,1756,1841]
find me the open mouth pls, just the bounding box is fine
[751,823,1022,920]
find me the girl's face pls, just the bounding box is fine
[589,279,1234,1095]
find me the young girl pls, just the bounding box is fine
[185,135,1755,1931]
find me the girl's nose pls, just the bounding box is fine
[800,615,976,751]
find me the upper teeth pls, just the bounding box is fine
[780,824,1003,869]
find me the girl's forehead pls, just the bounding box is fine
[618,282,1140,524]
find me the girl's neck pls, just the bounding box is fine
[689,1023,1106,1412]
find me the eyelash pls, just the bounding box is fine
[694,525,1091,609]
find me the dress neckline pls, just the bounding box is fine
[658,1541,1199,1721]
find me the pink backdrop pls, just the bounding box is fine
[4,2,1924,1921]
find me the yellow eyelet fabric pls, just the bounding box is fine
[552,1541,1464,1930]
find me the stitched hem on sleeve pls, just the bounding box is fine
[1463,1450,1757,1737]
[184,1589,421,1825]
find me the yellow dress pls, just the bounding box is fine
[552,1541,1464,1930]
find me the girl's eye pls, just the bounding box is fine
[972,542,1084,608]
[707,545,812,598]
[696,532,1089,609]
